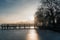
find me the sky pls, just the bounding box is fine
[0,0,40,23]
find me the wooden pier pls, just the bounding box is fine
[0,24,38,30]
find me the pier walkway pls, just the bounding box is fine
[0,24,38,30]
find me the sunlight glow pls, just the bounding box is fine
[30,26,34,29]
[26,29,39,40]
[28,16,34,20]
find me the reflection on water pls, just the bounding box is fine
[0,26,60,40]
[26,29,39,40]
[30,26,35,29]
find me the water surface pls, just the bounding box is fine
[0,28,60,40]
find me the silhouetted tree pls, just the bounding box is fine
[35,0,60,27]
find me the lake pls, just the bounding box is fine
[0,27,60,40]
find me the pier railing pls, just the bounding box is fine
[0,24,38,30]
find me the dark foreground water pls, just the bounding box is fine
[0,28,60,40]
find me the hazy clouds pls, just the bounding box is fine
[0,0,40,23]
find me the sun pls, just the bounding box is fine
[28,16,34,20]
